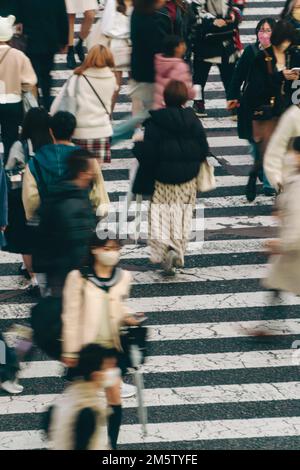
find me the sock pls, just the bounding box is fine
[108,405,122,450]
[30,276,38,287]
[21,262,26,270]
[76,37,83,47]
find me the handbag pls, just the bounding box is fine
[22,91,38,114]
[252,50,277,121]
[51,75,79,115]
[6,141,30,192]
[196,159,216,193]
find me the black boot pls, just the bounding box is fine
[67,46,77,69]
[246,171,257,202]
[108,405,122,450]
[75,38,85,63]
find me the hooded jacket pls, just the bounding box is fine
[153,53,195,109]
[22,144,109,221]
[132,106,209,194]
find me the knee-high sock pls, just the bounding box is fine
[108,405,122,450]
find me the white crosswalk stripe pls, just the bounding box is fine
[2,0,300,451]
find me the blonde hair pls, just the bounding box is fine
[74,45,115,75]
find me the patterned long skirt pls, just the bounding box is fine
[72,137,111,163]
[149,179,197,266]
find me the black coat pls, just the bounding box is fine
[33,182,96,275]
[130,9,172,83]
[17,0,69,55]
[132,107,209,195]
[191,1,240,61]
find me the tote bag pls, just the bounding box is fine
[196,160,216,193]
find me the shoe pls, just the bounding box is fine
[162,250,180,276]
[75,39,85,63]
[263,187,276,197]
[25,284,41,298]
[193,100,207,117]
[67,47,77,69]
[121,381,136,399]
[245,172,257,202]
[18,264,30,280]
[1,380,24,394]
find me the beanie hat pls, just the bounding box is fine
[0,15,15,42]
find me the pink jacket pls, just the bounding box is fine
[153,54,195,110]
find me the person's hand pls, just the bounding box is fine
[213,19,227,27]
[0,226,7,232]
[265,239,282,255]
[125,313,146,326]
[61,356,78,368]
[283,69,299,81]
[227,100,239,110]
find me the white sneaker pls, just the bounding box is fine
[1,380,24,394]
[121,381,136,399]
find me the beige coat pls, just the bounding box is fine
[48,380,109,450]
[263,174,300,295]
[62,269,133,357]
[264,105,300,191]
[22,158,109,221]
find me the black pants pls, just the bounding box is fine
[0,102,23,165]
[28,52,55,111]
[193,59,236,102]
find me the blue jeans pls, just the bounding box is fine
[250,142,272,190]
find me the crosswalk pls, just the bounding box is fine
[2,0,300,450]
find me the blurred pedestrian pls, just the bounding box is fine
[227,17,276,196]
[190,0,242,117]
[5,108,52,293]
[36,149,98,297]
[0,332,23,395]
[153,34,195,109]
[281,0,300,44]
[0,15,37,165]
[244,20,299,202]
[46,344,118,450]
[132,80,209,275]
[61,233,142,448]
[17,0,69,110]
[66,0,98,69]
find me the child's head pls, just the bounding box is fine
[292,136,300,170]
[162,35,186,58]
[76,344,119,388]
[67,148,97,187]
[50,111,77,142]
[163,79,189,107]
[89,231,122,268]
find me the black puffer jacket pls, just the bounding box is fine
[132,107,209,195]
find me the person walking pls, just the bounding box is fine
[227,17,276,197]
[281,0,300,43]
[65,0,98,69]
[0,15,37,165]
[132,80,209,275]
[5,108,52,294]
[153,34,195,109]
[17,0,69,110]
[52,46,117,163]
[190,0,242,117]
[243,20,299,202]
[46,344,118,450]
[61,233,142,448]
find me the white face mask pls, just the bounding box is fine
[95,251,120,267]
[102,367,121,388]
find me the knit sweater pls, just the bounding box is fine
[0,45,37,103]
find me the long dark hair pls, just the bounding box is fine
[21,108,52,153]
[281,0,296,19]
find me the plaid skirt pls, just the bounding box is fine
[72,137,111,163]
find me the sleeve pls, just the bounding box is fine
[74,408,97,451]
[5,141,25,170]
[20,55,38,92]
[227,46,254,101]
[61,270,85,357]
[22,164,40,221]
[56,0,69,48]
[280,183,300,252]
[264,107,296,191]
[89,159,110,217]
